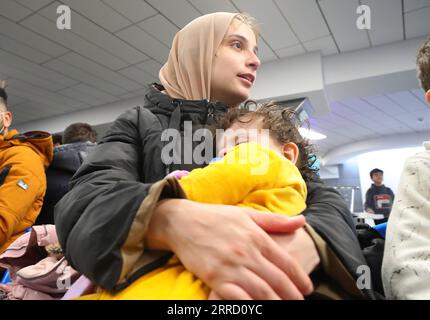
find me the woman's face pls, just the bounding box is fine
[211,20,261,107]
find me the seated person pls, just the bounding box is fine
[85,102,313,299]
[0,81,53,254]
[35,123,97,225]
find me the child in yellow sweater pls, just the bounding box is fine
[88,102,315,300]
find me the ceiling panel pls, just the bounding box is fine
[20,14,128,70]
[56,87,104,107]
[0,49,77,88]
[0,33,51,64]
[39,2,148,65]
[145,0,201,28]
[275,44,306,59]
[275,0,331,42]
[10,102,46,119]
[0,0,32,22]
[118,90,146,100]
[326,126,360,140]
[102,0,157,23]
[318,0,370,52]
[15,0,54,11]
[404,0,430,13]
[43,59,128,96]
[59,52,143,92]
[404,106,430,120]
[331,101,361,117]
[116,25,170,64]
[232,0,299,50]
[15,101,68,118]
[0,63,69,92]
[137,59,163,78]
[405,5,430,39]
[362,95,409,115]
[6,78,87,111]
[58,84,118,106]
[61,0,132,33]
[361,0,403,46]
[0,16,68,57]
[339,97,375,114]
[387,90,429,112]
[118,66,157,86]
[6,95,27,108]
[138,14,179,47]
[303,36,338,56]
[70,84,119,104]
[187,0,238,14]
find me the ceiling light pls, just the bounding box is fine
[299,128,327,140]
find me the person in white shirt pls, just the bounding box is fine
[382,36,430,299]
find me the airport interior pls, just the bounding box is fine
[1,0,430,302]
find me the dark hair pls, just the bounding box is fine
[0,85,7,110]
[217,101,316,182]
[370,168,383,178]
[52,133,63,146]
[62,122,97,144]
[417,36,430,92]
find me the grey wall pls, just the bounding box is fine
[322,157,363,213]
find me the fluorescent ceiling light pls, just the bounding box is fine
[299,128,327,140]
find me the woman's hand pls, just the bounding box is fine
[208,223,320,300]
[146,199,313,300]
[270,227,320,275]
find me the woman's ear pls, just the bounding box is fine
[282,142,299,164]
[425,89,430,104]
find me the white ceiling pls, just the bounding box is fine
[312,88,430,154]
[1,0,430,157]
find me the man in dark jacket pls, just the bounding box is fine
[35,123,97,225]
[364,168,395,225]
[55,85,377,299]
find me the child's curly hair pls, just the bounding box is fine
[217,101,317,182]
[417,35,430,91]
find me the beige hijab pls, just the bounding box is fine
[159,12,237,101]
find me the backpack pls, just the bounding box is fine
[355,223,386,298]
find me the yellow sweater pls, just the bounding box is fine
[91,143,307,300]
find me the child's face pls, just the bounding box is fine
[217,116,295,162]
[371,172,384,185]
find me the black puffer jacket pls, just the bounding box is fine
[55,85,372,297]
[36,141,96,225]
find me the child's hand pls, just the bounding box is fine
[167,170,189,180]
[208,290,221,300]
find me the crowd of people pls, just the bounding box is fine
[0,12,429,300]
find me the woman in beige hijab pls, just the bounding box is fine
[56,12,369,300]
